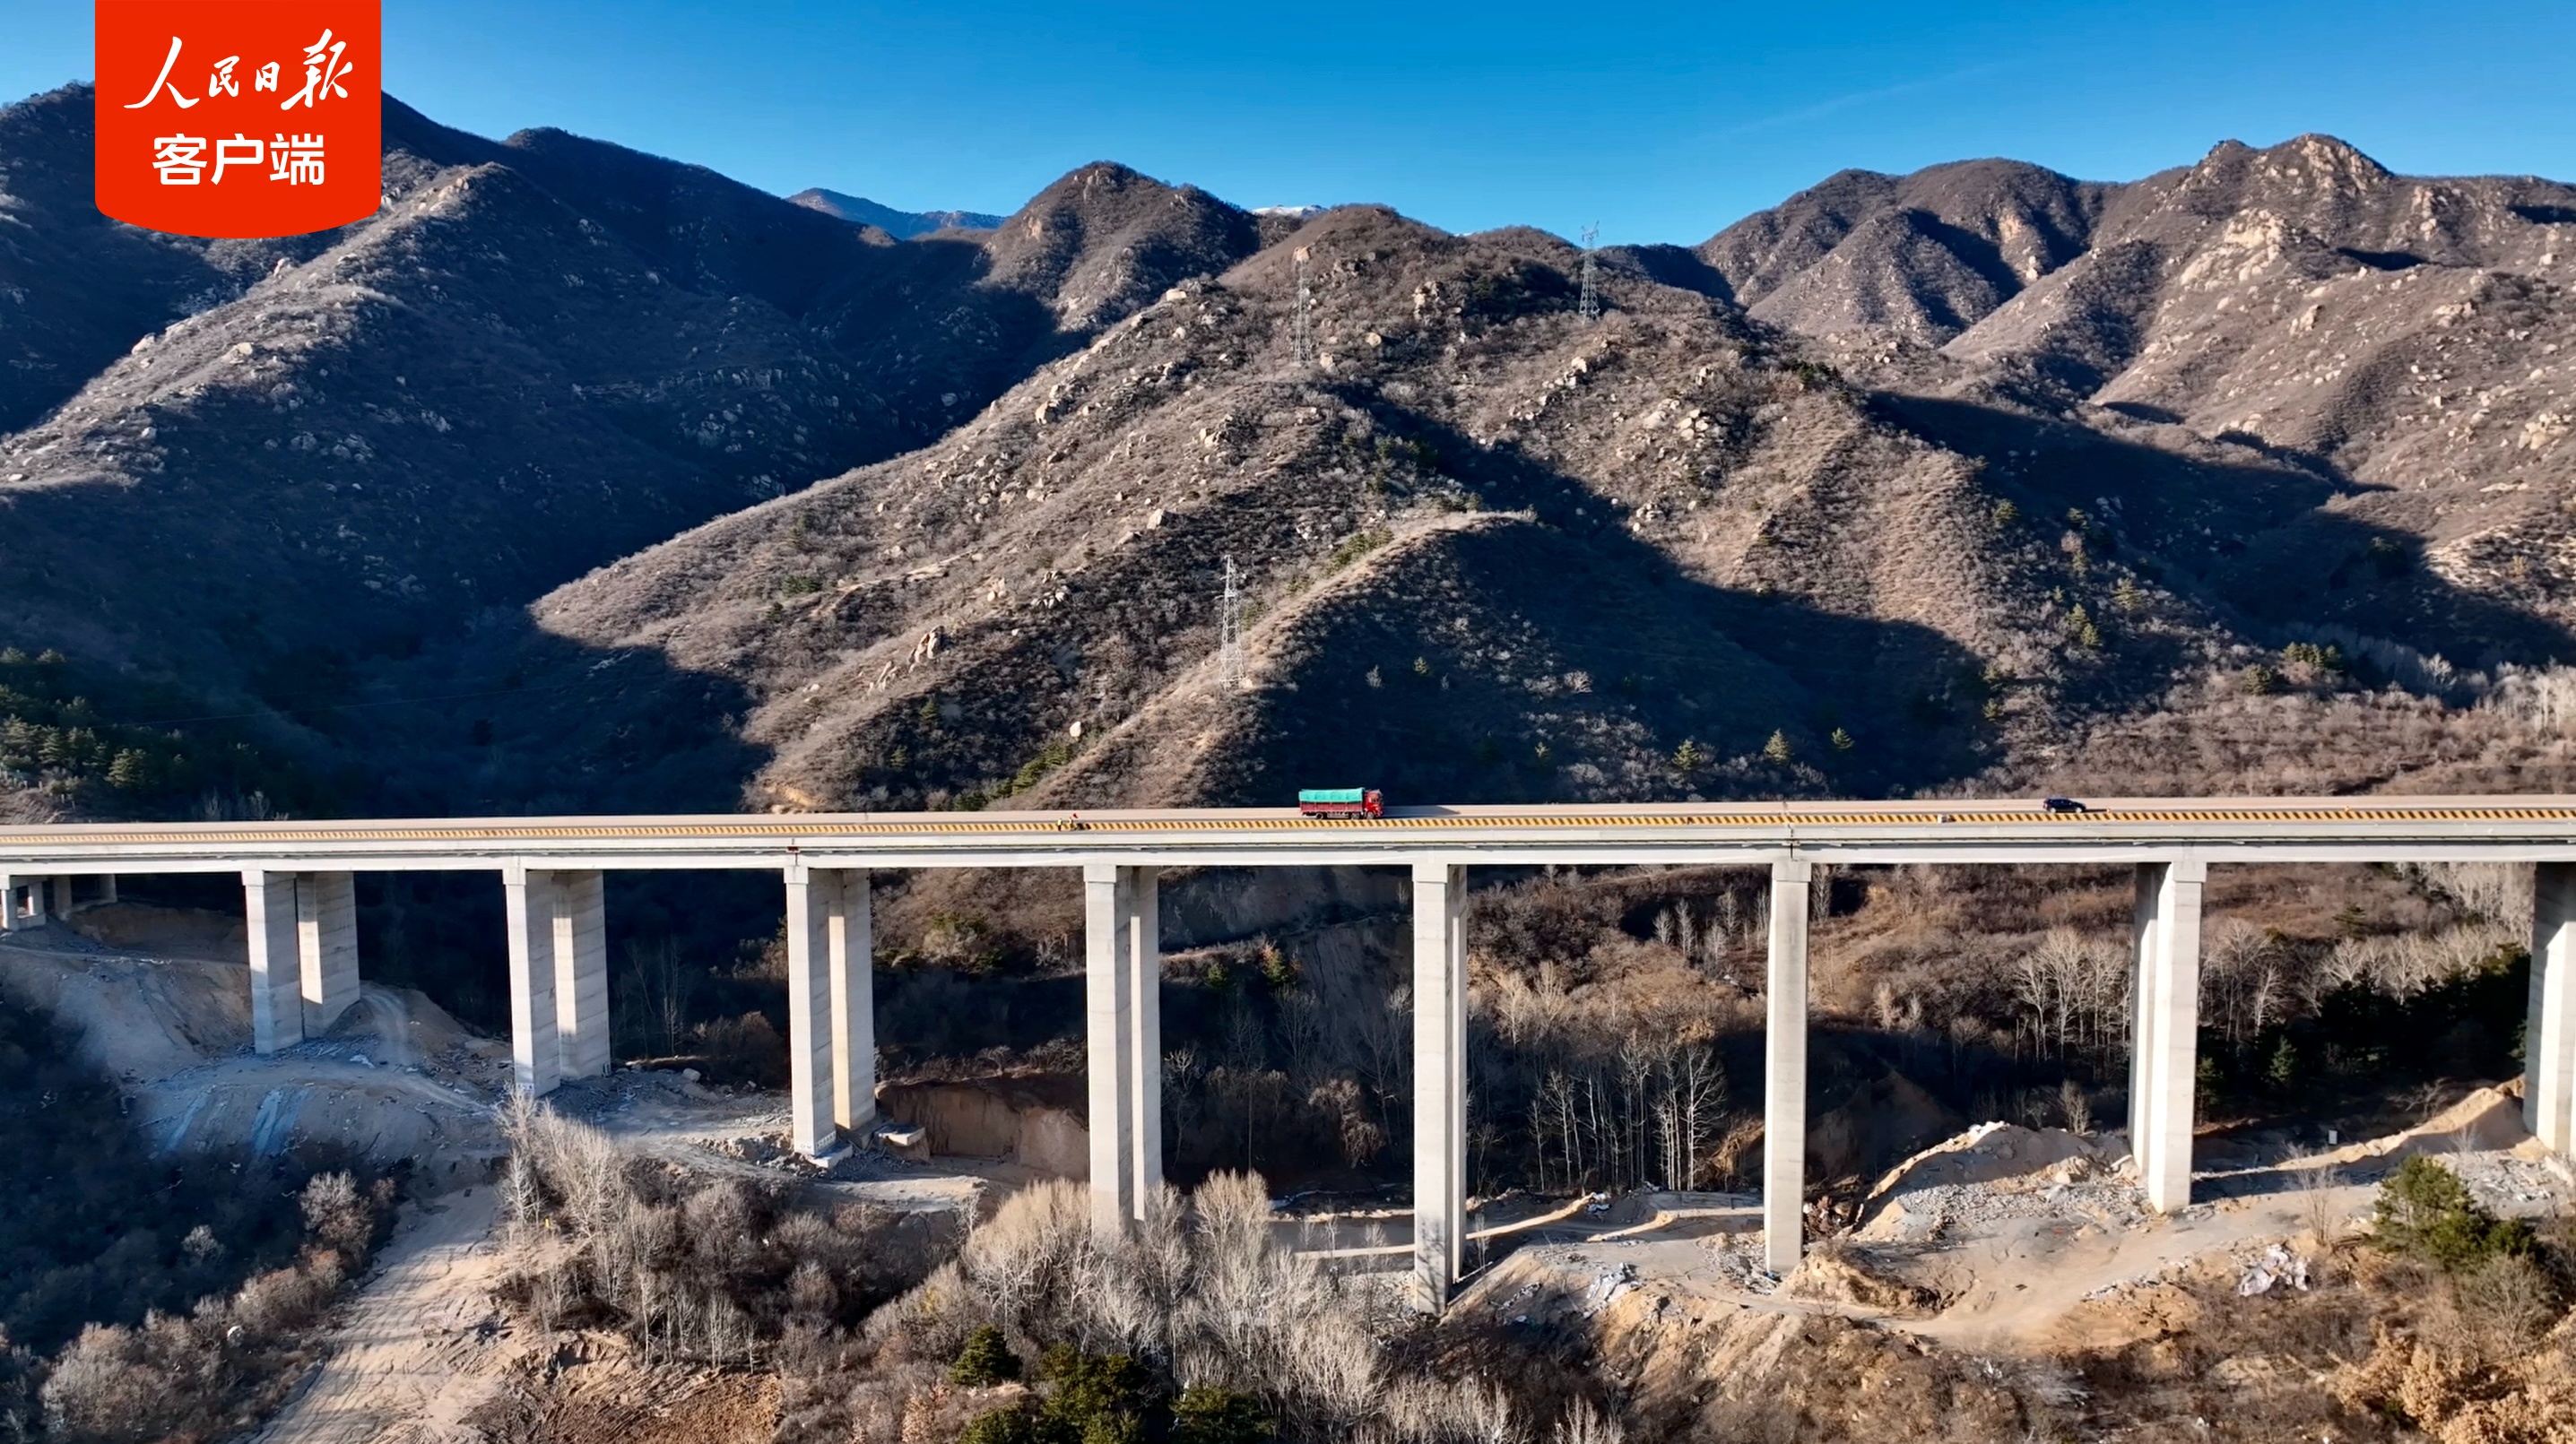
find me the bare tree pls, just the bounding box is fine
[2058,1078,2093,1135]
[620,935,691,1055]
[1552,1399,1627,1444]
[2292,1157,2344,1241]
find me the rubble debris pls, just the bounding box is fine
[2236,1243,2311,1296]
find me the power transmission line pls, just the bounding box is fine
[1578,224,1600,324]
[1219,555,1245,688]
[1292,246,1315,367]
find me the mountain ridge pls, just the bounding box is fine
[0,85,1257,793]
[3,90,2572,820]
[786,187,1005,238]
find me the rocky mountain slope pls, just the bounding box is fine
[1718,136,2576,661]
[4,84,2572,817]
[0,86,1254,765]
[412,135,2576,816]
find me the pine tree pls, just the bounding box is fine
[2265,1035,2299,1094]
[2064,603,2103,650]
[107,748,149,791]
[950,1324,1020,1387]
[1762,730,1793,765]
[1173,1386,1272,1444]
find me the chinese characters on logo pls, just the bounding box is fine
[125,31,352,187]
[284,30,355,110]
[147,133,327,187]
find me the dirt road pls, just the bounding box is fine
[252,1188,516,1444]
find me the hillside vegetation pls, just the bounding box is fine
[376,137,2576,819]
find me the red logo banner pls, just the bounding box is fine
[93,0,382,238]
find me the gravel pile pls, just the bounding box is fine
[1866,1179,2149,1241]
[2444,1149,2576,1216]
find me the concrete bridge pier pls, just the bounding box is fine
[1412,862,1468,1310]
[244,870,304,1052]
[2528,862,2576,1154]
[785,863,874,1158]
[296,871,360,1035]
[0,873,46,930]
[1086,863,1162,1235]
[2129,860,2207,1212]
[500,866,610,1096]
[241,870,360,1052]
[1764,859,1813,1273]
[829,870,877,1138]
[547,871,611,1082]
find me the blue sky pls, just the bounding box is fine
[11,1,2572,243]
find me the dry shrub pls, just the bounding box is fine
[861,1172,1548,1442]
[1383,1373,1519,1443]
[2336,1323,2576,1444]
[299,1171,371,1258]
[1548,1398,1624,1444]
[0,1327,30,1442]
[38,1312,223,1443]
[691,1011,791,1087]
[32,1165,389,1444]
[864,1259,983,1370]
[1706,1118,1763,1191]
[230,1265,331,1338]
[2319,1241,2576,1444]
[2451,1256,2563,1349]
[1629,1309,2035,1444]
[897,1379,1030,1443]
[839,1356,945,1444]
[2433,1384,2576,1444]
[494,1095,944,1367]
[2334,1333,2508,1439]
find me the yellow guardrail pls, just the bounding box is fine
[4,803,2573,850]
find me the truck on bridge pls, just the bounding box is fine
[1297,787,1383,819]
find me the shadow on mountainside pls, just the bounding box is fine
[1186,400,2002,804]
[1876,393,2576,670]
[805,232,1089,443]
[1219,518,1991,804]
[344,619,771,817]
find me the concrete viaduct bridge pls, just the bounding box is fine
[6,795,2576,1308]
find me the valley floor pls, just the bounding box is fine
[12,897,2576,1442]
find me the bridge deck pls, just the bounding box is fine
[1,797,2572,870]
